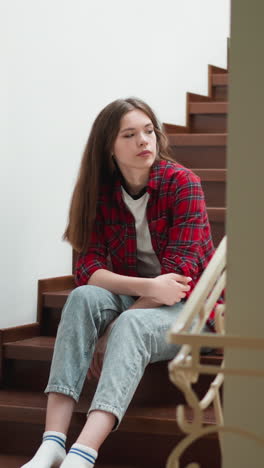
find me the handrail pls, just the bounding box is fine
[169,235,226,336]
[165,235,264,467]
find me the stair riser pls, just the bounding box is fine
[212,85,228,101]
[190,114,227,133]
[41,307,62,336]
[0,421,220,468]
[0,421,43,457]
[211,220,225,247]
[3,359,51,392]
[202,181,226,207]
[3,358,219,406]
[171,146,226,169]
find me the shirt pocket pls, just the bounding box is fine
[149,217,169,252]
[104,224,127,255]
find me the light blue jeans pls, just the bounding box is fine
[45,285,206,429]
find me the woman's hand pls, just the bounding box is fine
[147,273,192,306]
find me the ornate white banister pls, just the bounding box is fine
[171,236,227,336]
[165,234,264,467]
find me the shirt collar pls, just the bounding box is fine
[112,159,167,206]
[146,160,162,192]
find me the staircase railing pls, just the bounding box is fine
[165,235,264,467]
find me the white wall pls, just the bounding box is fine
[1,0,230,328]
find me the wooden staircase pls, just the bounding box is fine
[0,64,227,468]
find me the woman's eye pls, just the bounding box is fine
[123,129,153,138]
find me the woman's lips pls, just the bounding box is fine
[137,150,151,156]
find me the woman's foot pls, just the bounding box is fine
[20,431,66,468]
[60,443,97,467]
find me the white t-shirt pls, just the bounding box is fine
[121,187,161,278]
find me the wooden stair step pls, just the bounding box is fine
[210,65,227,74]
[189,102,228,114]
[212,73,228,86]
[192,168,226,181]
[168,133,227,146]
[4,336,55,360]
[0,455,29,467]
[168,134,227,170]
[3,335,222,405]
[42,288,73,308]
[193,169,226,207]
[0,454,144,468]
[0,389,217,437]
[211,74,228,101]
[189,103,227,133]
[207,206,226,221]
[4,335,223,365]
[207,207,226,247]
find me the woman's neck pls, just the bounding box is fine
[122,171,149,195]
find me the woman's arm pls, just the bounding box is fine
[88,269,152,296]
[160,170,212,288]
[88,269,191,306]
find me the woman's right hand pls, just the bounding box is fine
[147,273,192,306]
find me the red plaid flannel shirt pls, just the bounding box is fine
[75,160,224,330]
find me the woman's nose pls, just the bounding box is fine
[138,132,148,146]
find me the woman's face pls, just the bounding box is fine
[112,109,157,177]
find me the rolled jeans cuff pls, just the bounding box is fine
[44,384,80,403]
[87,401,123,431]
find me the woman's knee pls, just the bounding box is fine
[113,308,145,329]
[67,284,110,307]
[61,285,98,322]
[68,284,100,301]
[111,309,151,348]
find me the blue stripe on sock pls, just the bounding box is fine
[43,435,65,449]
[69,448,96,463]
[43,435,65,444]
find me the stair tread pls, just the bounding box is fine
[168,133,227,146]
[4,336,55,360]
[189,102,228,114]
[42,288,73,308]
[5,336,55,348]
[0,455,142,468]
[0,389,217,435]
[207,206,226,220]
[4,335,223,365]
[44,288,73,297]
[0,455,29,467]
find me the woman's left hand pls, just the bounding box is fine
[87,333,109,380]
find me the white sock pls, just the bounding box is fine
[20,431,66,468]
[61,443,98,467]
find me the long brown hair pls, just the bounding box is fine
[63,97,175,252]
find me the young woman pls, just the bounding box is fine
[22,97,218,468]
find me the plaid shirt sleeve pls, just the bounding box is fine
[160,170,211,295]
[75,209,108,286]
